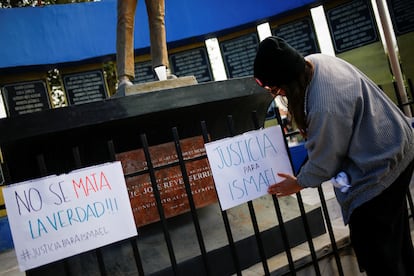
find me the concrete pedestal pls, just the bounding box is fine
[126,76,198,95]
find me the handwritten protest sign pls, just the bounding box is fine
[3,162,137,271]
[205,126,293,210]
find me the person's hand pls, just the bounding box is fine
[268,173,303,197]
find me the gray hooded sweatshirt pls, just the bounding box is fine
[297,54,414,224]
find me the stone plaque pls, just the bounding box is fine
[62,69,108,105]
[1,80,50,117]
[387,0,414,35]
[170,47,213,83]
[134,60,156,84]
[220,33,259,78]
[116,136,217,227]
[273,17,320,56]
[326,0,378,53]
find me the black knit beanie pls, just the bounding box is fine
[254,36,305,87]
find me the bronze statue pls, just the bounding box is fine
[116,0,174,93]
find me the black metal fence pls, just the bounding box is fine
[23,119,330,276]
[0,77,413,275]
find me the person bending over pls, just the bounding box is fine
[254,36,414,275]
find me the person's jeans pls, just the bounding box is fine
[116,0,169,79]
[349,160,414,276]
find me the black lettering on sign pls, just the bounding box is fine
[220,33,259,78]
[2,80,50,117]
[326,0,379,53]
[170,47,213,83]
[63,70,108,105]
[387,0,414,35]
[273,17,320,56]
[134,61,156,84]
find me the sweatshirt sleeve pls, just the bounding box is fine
[296,111,354,188]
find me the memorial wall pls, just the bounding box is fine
[319,0,413,104]
[324,0,396,99]
[0,64,110,117]
[1,0,409,118]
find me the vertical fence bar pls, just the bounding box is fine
[36,154,48,176]
[393,81,413,113]
[393,83,414,222]
[107,140,145,276]
[271,195,297,275]
[225,115,270,275]
[172,127,210,275]
[33,154,72,276]
[72,147,107,276]
[251,111,296,275]
[317,186,344,276]
[246,201,270,275]
[295,193,321,275]
[272,106,321,275]
[393,81,404,111]
[0,163,8,212]
[407,191,414,221]
[200,120,242,276]
[140,133,179,275]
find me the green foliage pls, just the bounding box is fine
[0,0,93,8]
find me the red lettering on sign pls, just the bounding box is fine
[72,171,112,198]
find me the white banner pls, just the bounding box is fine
[3,161,137,271]
[205,126,293,210]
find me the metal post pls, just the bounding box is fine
[375,0,411,116]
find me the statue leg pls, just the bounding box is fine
[116,0,137,81]
[145,0,168,69]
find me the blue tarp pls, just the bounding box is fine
[0,0,319,69]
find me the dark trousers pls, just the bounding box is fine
[349,160,414,276]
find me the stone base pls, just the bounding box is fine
[125,76,198,96]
